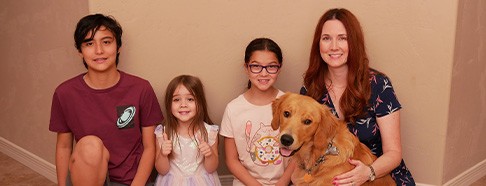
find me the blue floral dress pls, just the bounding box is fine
[300,69,415,186]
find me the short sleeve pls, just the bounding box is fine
[49,91,70,132]
[300,86,307,95]
[154,124,164,148]
[140,82,163,127]
[205,124,219,146]
[219,105,234,138]
[371,74,402,117]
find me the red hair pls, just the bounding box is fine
[303,8,370,123]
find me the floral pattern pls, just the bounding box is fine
[300,69,415,186]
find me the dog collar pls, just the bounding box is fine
[301,141,339,183]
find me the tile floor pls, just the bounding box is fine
[0,152,55,185]
[0,151,485,186]
[470,175,486,186]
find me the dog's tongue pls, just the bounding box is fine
[279,147,293,157]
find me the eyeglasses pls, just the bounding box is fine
[247,64,281,74]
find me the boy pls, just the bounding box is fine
[49,14,163,186]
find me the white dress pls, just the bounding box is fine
[154,123,221,186]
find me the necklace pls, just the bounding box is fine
[326,81,342,104]
[300,141,339,183]
[326,81,337,102]
[326,80,346,93]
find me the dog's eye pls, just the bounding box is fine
[283,111,290,118]
[303,119,312,125]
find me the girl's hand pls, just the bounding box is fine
[160,132,172,156]
[197,135,213,157]
[332,159,370,186]
[275,179,287,186]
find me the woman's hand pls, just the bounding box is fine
[332,159,371,186]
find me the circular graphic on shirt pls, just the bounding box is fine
[254,136,281,164]
[117,106,136,129]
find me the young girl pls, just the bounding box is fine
[154,75,221,186]
[220,38,296,186]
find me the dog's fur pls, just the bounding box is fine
[271,93,394,185]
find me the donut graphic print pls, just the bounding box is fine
[245,121,282,166]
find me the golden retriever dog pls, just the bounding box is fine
[271,93,394,185]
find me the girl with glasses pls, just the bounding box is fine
[220,38,296,186]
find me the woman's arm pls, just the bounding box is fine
[55,132,73,186]
[131,125,156,186]
[372,110,402,177]
[332,111,402,185]
[224,137,262,186]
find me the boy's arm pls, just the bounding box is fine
[55,132,73,186]
[224,137,262,186]
[131,125,156,186]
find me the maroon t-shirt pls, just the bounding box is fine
[49,71,163,184]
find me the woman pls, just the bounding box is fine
[301,8,415,186]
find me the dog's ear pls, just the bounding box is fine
[313,105,337,146]
[271,96,282,130]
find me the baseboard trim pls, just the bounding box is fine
[443,158,486,186]
[219,174,233,186]
[0,137,57,183]
[416,184,436,186]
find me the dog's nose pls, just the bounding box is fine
[280,134,294,146]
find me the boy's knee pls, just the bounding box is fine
[72,135,109,166]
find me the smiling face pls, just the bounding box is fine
[78,26,119,73]
[245,50,281,92]
[271,93,333,157]
[171,84,197,126]
[320,19,349,69]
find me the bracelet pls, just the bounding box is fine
[368,165,376,181]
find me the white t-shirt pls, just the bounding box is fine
[220,91,288,186]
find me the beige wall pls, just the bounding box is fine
[445,0,486,182]
[88,1,458,184]
[0,0,88,164]
[1,0,484,185]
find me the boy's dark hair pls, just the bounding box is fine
[74,14,123,69]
